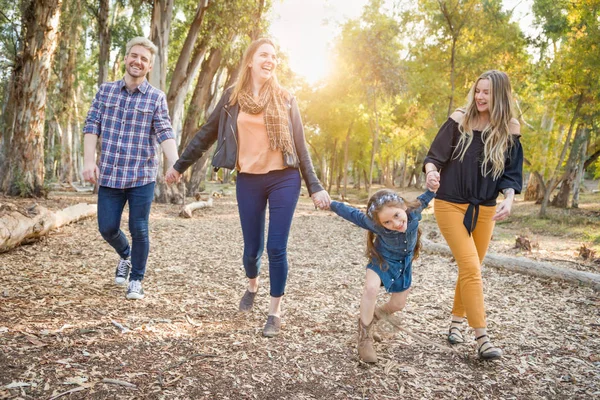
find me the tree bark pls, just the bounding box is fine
[342,120,354,199]
[166,1,212,135]
[180,198,213,218]
[183,47,224,194]
[0,70,19,189]
[97,0,110,86]
[57,0,81,185]
[3,0,62,197]
[571,137,588,209]
[368,92,379,195]
[551,124,588,208]
[327,140,338,193]
[149,0,173,92]
[524,171,545,203]
[0,203,96,253]
[540,92,584,217]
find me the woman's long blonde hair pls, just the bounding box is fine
[454,70,516,180]
[229,38,283,105]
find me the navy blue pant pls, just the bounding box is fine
[97,182,155,281]
[236,168,301,297]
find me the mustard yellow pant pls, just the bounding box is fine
[434,199,496,328]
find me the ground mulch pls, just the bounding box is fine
[0,188,598,399]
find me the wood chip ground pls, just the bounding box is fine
[0,190,598,399]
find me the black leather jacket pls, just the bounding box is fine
[173,88,324,195]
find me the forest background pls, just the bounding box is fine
[0,0,598,225]
[1,1,599,397]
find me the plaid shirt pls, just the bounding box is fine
[83,79,175,189]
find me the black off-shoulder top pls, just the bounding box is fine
[423,117,523,234]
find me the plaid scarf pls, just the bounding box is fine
[238,84,293,155]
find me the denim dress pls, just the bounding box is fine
[330,190,435,293]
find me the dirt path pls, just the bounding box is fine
[1,191,599,399]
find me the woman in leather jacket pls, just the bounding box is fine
[166,38,330,337]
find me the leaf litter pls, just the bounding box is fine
[0,189,598,399]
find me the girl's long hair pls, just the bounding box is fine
[453,70,516,180]
[229,38,283,105]
[365,189,423,271]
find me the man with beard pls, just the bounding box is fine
[83,37,178,300]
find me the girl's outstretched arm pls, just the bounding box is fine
[329,201,381,233]
[415,189,436,214]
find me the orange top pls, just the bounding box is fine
[236,111,286,174]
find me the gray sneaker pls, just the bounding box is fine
[115,258,131,285]
[262,315,281,338]
[126,280,144,300]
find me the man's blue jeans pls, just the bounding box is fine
[97,182,155,281]
[236,168,301,297]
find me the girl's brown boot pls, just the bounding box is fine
[357,318,377,363]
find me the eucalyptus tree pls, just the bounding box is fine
[527,0,600,214]
[0,0,22,179]
[334,0,405,192]
[2,0,63,196]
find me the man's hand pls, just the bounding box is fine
[165,166,181,184]
[83,163,99,184]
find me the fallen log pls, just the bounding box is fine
[0,203,97,253]
[179,198,213,218]
[422,238,600,291]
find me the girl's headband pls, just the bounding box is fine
[367,193,404,218]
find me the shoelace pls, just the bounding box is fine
[129,280,141,292]
[117,259,130,276]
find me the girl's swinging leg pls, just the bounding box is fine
[357,269,381,363]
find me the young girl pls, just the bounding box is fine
[328,187,437,363]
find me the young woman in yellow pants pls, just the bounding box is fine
[423,70,523,360]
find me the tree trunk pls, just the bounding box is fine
[368,92,379,195]
[447,36,457,118]
[180,197,213,218]
[0,53,22,191]
[183,47,224,194]
[551,125,588,208]
[571,137,588,209]
[524,171,546,203]
[0,203,96,253]
[540,92,584,217]
[3,0,62,197]
[72,86,83,184]
[166,1,212,136]
[56,0,81,184]
[180,47,223,152]
[149,0,173,92]
[97,0,110,86]
[327,140,338,193]
[342,120,353,199]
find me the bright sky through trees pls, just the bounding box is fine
[269,0,534,84]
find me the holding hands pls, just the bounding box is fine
[311,190,331,210]
[165,166,182,184]
[425,169,440,193]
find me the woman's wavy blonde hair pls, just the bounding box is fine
[454,70,516,180]
[229,38,284,105]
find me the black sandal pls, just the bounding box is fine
[447,320,465,345]
[476,334,503,360]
